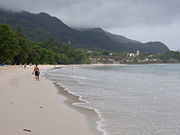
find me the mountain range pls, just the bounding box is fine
[0,9,169,53]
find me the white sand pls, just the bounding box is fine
[0,65,98,135]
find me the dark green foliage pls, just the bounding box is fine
[41,38,90,64]
[158,51,180,62]
[0,9,169,53]
[104,31,169,53]
[13,27,32,64]
[0,24,90,64]
[0,24,19,64]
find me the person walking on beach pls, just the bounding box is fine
[24,63,26,69]
[32,64,40,80]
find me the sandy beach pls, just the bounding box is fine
[0,65,101,135]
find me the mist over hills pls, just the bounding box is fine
[0,9,169,53]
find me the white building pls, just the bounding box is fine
[127,50,140,57]
[129,53,135,57]
[136,50,140,56]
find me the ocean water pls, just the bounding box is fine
[46,64,180,135]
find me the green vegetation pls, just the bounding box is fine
[0,24,19,63]
[0,9,169,53]
[88,50,180,64]
[0,24,90,65]
[158,51,180,63]
[0,23,178,65]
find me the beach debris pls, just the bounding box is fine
[40,106,43,108]
[23,129,32,132]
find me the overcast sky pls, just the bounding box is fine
[0,0,180,50]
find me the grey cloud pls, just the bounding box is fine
[0,0,180,28]
[53,0,180,28]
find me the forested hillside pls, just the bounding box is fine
[0,24,90,64]
[0,9,169,53]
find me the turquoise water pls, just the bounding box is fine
[46,64,180,135]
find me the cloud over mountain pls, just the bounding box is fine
[0,0,179,49]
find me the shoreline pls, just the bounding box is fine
[45,66,107,135]
[53,83,104,135]
[1,63,177,135]
[0,65,102,135]
[46,63,179,135]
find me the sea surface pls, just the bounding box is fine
[46,64,180,135]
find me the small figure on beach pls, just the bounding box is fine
[24,63,26,69]
[32,64,40,80]
[0,63,5,67]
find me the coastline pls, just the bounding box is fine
[53,83,104,135]
[46,65,109,135]
[0,65,102,135]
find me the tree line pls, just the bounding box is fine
[157,51,180,63]
[0,24,90,65]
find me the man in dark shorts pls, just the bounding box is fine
[33,64,40,80]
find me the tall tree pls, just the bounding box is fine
[13,27,31,64]
[0,24,19,64]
